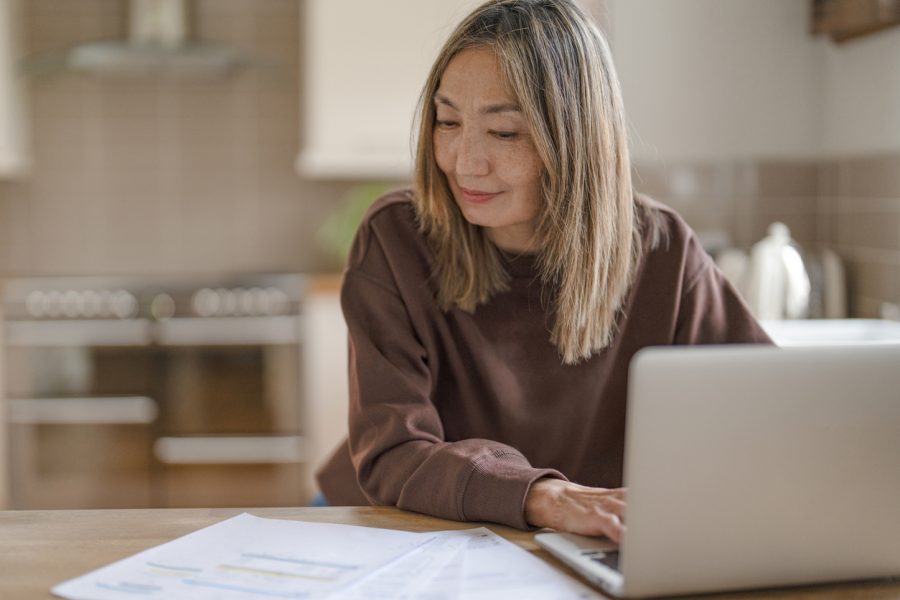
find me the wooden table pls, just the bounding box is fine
[1,507,899,599]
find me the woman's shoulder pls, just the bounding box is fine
[363,188,418,227]
[348,188,432,272]
[634,191,699,252]
[634,191,712,281]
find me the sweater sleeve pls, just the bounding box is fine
[341,249,565,530]
[674,237,774,345]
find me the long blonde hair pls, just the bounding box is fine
[414,0,654,364]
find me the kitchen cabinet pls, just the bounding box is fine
[296,0,608,180]
[296,0,483,180]
[0,0,30,178]
[301,276,349,495]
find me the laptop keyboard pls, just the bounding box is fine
[581,548,620,572]
[534,532,623,592]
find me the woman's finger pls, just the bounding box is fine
[594,511,625,544]
[597,496,626,520]
[606,487,628,501]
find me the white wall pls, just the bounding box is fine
[821,27,900,156]
[608,0,823,161]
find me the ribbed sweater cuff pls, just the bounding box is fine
[460,451,567,530]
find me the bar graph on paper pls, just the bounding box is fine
[52,513,426,600]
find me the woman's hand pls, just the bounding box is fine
[524,478,627,543]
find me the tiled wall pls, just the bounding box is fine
[634,155,900,318]
[0,1,897,318]
[0,0,369,277]
[818,155,900,317]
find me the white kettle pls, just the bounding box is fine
[742,223,811,320]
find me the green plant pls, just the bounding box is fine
[317,183,393,264]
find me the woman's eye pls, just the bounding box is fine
[491,130,520,141]
[435,120,458,129]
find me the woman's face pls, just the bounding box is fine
[433,47,544,253]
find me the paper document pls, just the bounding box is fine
[340,529,472,600]
[53,513,601,600]
[52,513,428,600]
[459,528,599,599]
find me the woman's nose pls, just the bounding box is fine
[455,132,490,177]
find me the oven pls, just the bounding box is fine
[2,274,310,509]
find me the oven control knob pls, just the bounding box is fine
[62,290,84,318]
[237,287,254,316]
[26,290,45,318]
[97,290,113,318]
[192,288,218,317]
[111,290,138,319]
[83,290,102,318]
[218,288,237,316]
[250,287,269,315]
[267,288,289,315]
[151,293,176,320]
[45,290,63,318]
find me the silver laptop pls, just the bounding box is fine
[536,344,900,598]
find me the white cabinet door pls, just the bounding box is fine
[0,0,30,178]
[296,0,482,180]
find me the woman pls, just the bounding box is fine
[316,0,771,541]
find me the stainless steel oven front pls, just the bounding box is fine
[2,274,310,509]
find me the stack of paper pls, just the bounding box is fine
[53,513,601,599]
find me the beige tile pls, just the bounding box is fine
[846,259,899,300]
[195,0,255,16]
[678,209,733,235]
[851,295,887,318]
[250,41,300,67]
[253,12,301,43]
[94,85,162,119]
[836,212,900,250]
[195,14,256,44]
[251,0,300,17]
[29,0,122,17]
[6,0,353,277]
[755,195,817,216]
[816,201,838,248]
[633,161,738,201]
[836,153,900,198]
[632,164,672,198]
[816,161,840,197]
[834,196,900,214]
[0,184,31,274]
[755,161,818,197]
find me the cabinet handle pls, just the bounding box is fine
[153,435,305,464]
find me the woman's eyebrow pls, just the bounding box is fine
[434,93,520,115]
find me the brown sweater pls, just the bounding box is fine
[316,190,772,529]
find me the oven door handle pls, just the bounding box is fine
[7,396,158,425]
[154,316,301,346]
[153,436,305,464]
[4,319,152,346]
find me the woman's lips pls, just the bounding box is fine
[458,186,501,204]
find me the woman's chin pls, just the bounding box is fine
[455,202,494,228]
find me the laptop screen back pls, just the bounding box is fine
[621,344,900,597]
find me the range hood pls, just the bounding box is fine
[66,40,242,78]
[27,0,245,78]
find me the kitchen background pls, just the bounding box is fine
[0,0,898,510]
